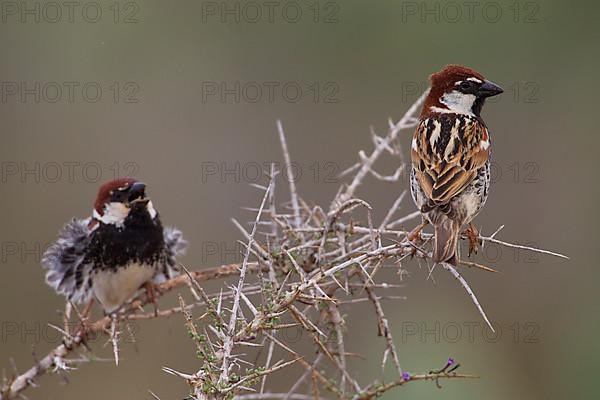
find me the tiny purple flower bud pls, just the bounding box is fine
[402,372,410,381]
[447,357,455,366]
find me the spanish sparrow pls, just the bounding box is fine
[42,178,187,313]
[410,65,503,265]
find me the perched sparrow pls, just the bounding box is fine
[409,65,503,265]
[42,178,187,314]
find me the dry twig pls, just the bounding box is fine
[1,92,568,400]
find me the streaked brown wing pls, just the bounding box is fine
[411,117,489,205]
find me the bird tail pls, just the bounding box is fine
[433,217,460,265]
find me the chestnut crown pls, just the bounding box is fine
[93,178,147,214]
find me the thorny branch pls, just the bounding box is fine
[1,92,568,400]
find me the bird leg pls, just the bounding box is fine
[407,220,428,257]
[408,220,428,242]
[81,298,94,320]
[145,282,159,317]
[72,299,94,338]
[463,223,481,257]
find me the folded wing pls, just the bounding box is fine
[153,227,187,283]
[411,117,490,206]
[42,218,94,303]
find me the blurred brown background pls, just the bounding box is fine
[0,0,598,399]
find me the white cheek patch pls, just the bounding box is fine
[93,202,130,227]
[430,106,451,114]
[146,200,157,219]
[438,90,476,116]
[92,200,157,226]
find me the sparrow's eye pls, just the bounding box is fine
[458,81,473,91]
[110,187,130,202]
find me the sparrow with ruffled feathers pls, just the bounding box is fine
[42,178,186,314]
[409,65,503,265]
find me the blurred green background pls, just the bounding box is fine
[0,0,598,399]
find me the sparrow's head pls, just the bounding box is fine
[92,178,157,227]
[422,64,503,118]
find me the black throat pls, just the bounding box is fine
[471,97,486,119]
[85,206,165,271]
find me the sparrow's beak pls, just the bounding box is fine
[128,182,148,205]
[477,80,504,98]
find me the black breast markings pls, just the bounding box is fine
[84,211,165,273]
